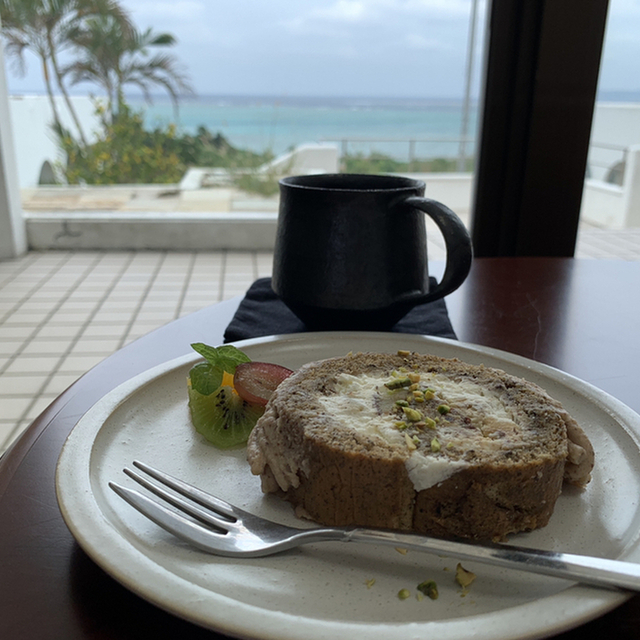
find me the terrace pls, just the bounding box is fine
[2,217,640,456]
[2,0,639,458]
[4,109,640,458]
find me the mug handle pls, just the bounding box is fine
[403,196,473,303]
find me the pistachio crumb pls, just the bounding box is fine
[417,580,439,600]
[394,420,408,430]
[402,406,423,422]
[423,388,435,400]
[407,372,421,383]
[395,547,408,555]
[437,404,451,415]
[424,417,437,430]
[365,578,376,589]
[397,588,411,600]
[404,433,417,450]
[455,563,477,589]
[397,350,411,357]
[385,376,412,390]
[431,437,441,453]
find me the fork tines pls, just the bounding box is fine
[110,460,238,537]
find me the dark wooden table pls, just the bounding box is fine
[2,257,640,639]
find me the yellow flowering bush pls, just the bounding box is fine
[60,103,184,184]
[57,101,276,190]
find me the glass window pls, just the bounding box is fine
[1,0,488,250]
[579,0,640,257]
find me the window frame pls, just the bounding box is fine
[471,0,610,257]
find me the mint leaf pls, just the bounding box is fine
[190,343,250,373]
[188,343,252,395]
[215,344,251,372]
[189,362,224,395]
[191,342,222,365]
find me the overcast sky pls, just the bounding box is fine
[3,0,640,99]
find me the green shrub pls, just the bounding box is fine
[342,152,474,174]
[58,102,275,185]
[57,102,474,189]
[173,126,273,169]
[59,103,184,184]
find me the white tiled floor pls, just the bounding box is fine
[1,226,640,455]
[0,250,273,454]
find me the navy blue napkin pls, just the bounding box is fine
[223,277,457,343]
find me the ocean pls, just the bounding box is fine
[130,95,479,162]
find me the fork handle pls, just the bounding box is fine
[336,528,640,592]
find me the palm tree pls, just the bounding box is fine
[63,14,193,121]
[0,0,131,146]
[1,0,65,132]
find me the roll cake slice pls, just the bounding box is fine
[247,351,594,541]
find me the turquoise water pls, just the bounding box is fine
[131,95,479,161]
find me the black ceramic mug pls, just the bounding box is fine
[272,173,473,330]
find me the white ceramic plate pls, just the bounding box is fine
[56,332,640,640]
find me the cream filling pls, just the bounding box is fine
[404,454,469,491]
[425,373,515,426]
[317,373,406,447]
[318,371,521,491]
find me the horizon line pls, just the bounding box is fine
[8,89,640,105]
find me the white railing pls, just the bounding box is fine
[320,136,640,229]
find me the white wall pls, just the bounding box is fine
[262,143,339,175]
[9,95,99,188]
[581,144,640,228]
[580,105,640,227]
[0,47,26,257]
[581,180,625,227]
[588,103,640,181]
[405,173,473,218]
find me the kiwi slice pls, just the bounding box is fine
[188,384,265,448]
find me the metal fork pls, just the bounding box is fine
[110,460,640,592]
